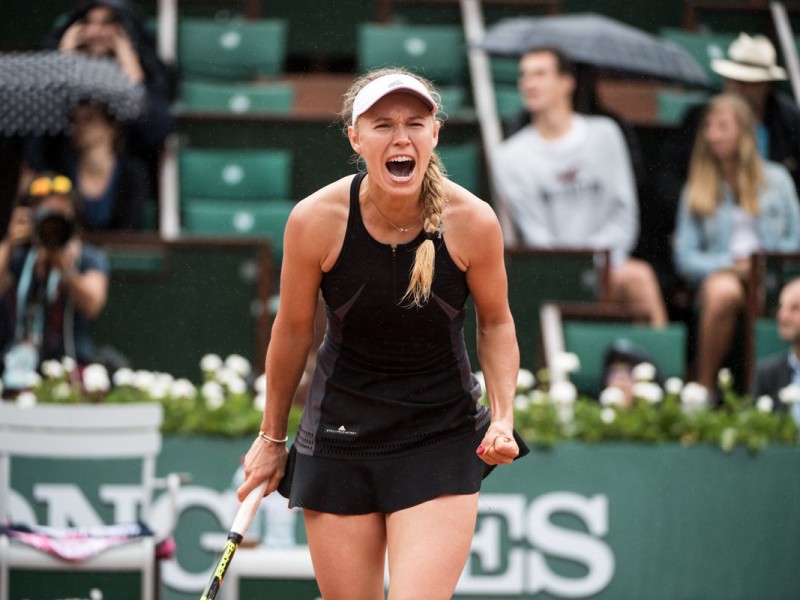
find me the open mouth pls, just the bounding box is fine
[386,156,415,179]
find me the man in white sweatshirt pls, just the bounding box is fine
[492,46,667,327]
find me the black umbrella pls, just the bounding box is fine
[479,13,709,87]
[0,51,145,137]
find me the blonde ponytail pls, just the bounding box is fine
[403,152,448,307]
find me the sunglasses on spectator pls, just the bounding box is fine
[28,175,73,198]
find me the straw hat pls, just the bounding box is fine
[710,33,787,82]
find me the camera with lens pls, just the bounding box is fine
[33,208,77,250]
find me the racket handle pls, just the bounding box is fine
[231,481,268,536]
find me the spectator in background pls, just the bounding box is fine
[674,93,800,399]
[24,0,177,201]
[649,33,800,305]
[44,100,149,232]
[0,173,108,391]
[751,277,800,420]
[599,339,663,408]
[492,46,668,327]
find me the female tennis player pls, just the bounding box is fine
[238,67,527,600]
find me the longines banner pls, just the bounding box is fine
[7,439,800,600]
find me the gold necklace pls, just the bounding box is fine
[368,193,421,233]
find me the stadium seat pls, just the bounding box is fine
[491,56,520,85]
[754,318,786,362]
[656,89,709,125]
[357,23,469,115]
[437,143,481,194]
[659,28,737,90]
[179,80,295,114]
[179,149,293,202]
[563,321,688,395]
[182,199,295,260]
[463,248,612,370]
[178,18,288,80]
[494,84,525,120]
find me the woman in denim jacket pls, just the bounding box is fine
[674,92,800,399]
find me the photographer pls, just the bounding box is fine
[0,173,108,391]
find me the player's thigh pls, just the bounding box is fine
[304,509,387,600]
[385,493,479,600]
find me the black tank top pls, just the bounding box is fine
[295,172,488,458]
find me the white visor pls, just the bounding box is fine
[351,74,437,125]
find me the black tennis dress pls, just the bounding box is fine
[277,172,526,514]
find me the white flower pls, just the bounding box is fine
[473,371,486,396]
[720,427,737,453]
[680,382,709,409]
[224,354,251,378]
[632,381,664,404]
[253,392,267,411]
[514,393,531,411]
[600,407,617,424]
[53,382,71,400]
[549,381,577,405]
[41,359,65,380]
[599,386,626,407]
[557,404,574,425]
[756,395,774,413]
[253,373,267,394]
[133,370,155,391]
[83,364,110,393]
[665,377,683,395]
[62,356,77,373]
[214,367,238,386]
[717,368,733,389]
[530,390,548,405]
[553,352,580,375]
[153,372,175,388]
[516,369,535,391]
[227,376,248,396]
[778,384,800,405]
[16,391,37,408]
[147,382,170,400]
[202,380,225,409]
[170,378,197,400]
[27,372,42,388]
[200,354,223,373]
[631,362,656,382]
[113,367,135,387]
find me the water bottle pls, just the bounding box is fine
[262,491,297,548]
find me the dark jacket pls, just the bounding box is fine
[751,351,794,413]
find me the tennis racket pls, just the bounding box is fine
[200,481,268,600]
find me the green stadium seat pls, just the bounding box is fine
[494,84,525,120]
[463,249,611,371]
[179,80,295,114]
[437,86,469,117]
[563,321,687,396]
[657,89,710,125]
[659,28,737,90]
[178,18,288,80]
[357,23,469,115]
[182,199,295,260]
[491,57,520,85]
[754,318,787,362]
[179,149,293,201]
[357,23,467,83]
[437,143,481,194]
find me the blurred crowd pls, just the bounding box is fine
[2,0,800,416]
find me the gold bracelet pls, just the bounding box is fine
[259,430,288,444]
